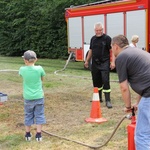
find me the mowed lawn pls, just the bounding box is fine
[0,56,137,150]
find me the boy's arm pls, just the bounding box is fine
[41,66,46,81]
[41,76,44,81]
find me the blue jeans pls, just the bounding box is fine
[24,98,46,126]
[135,97,150,150]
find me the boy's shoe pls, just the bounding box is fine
[25,132,32,141]
[36,133,42,142]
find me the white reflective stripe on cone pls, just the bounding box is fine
[92,93,99,101]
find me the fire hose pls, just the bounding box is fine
[54,52,119,82]
[42,114,132,149]
[0,69,18,72]
[54,52,91,79]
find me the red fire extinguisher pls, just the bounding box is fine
[127,108,136,150]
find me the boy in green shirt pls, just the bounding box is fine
[19,50,46,141]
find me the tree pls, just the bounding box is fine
[0,0,99,58]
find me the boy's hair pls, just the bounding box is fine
[22,50,37,62]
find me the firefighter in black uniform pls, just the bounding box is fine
[84,22,115,108]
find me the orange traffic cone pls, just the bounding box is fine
[85,87,107,123]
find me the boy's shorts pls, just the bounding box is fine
[24,98,46,126]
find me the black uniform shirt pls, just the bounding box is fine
[89,34,111,62]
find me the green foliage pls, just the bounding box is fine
[0,0,99,58]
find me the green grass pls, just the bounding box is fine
[0,56,118,81]
[0,56,135,150]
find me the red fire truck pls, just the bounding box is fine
[65,0,150,63]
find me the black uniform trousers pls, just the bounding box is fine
[91,60,110,91]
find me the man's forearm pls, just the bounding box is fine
[86,49,92,62]
[111,49,115,64]
[120,80,131,108]
[122,89,131,108]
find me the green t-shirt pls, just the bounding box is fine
[19,65,46,100]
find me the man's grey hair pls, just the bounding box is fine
[112,35,129,48]
[94,22,104,29]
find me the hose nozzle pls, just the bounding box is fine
[132,107,135,116]
[125,108,135,120]
[126,114,132,120]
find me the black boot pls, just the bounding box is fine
[99,90,103,103]
[104,92,112,108]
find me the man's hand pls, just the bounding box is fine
[110,62,115,70]
[132,103,138,111]
[124,107,132,113]
[84,61,89,68]
[132,94,140,111]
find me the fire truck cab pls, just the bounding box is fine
[65,0,150,64]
